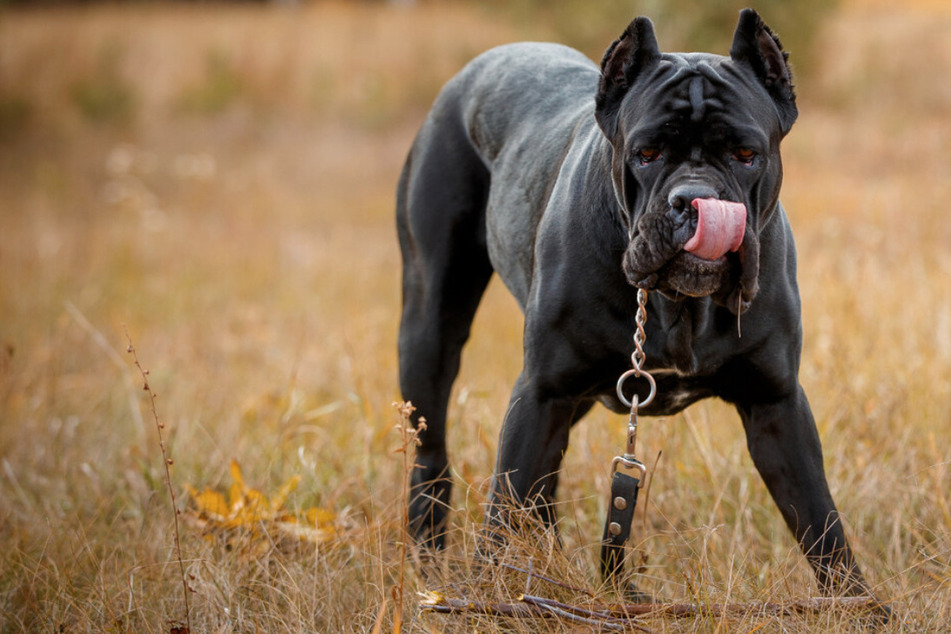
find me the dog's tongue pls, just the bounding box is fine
[682,198,747,261]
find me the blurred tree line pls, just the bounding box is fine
[491,0,837,81]
[1,0,836,79]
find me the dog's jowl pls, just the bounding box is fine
[397,9,881,602]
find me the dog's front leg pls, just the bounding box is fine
[737,385,873,596]
[486,373,590,535]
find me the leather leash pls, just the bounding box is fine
[600,288,655,590]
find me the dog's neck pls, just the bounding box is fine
[648,296,715,375]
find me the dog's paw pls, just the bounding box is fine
[623,582,660,604]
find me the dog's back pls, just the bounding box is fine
[398,43,606,306]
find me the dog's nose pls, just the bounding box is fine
[668,185,718,213]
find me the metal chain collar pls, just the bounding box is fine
[614,288,655,462]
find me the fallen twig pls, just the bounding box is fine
[419,592,650,631]
[522,594,650,632]
[603,595,885,619]
[420,592,541,618]
[420,590,884,630]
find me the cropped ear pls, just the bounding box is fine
[730,8,798,135]
[595,17,660,140]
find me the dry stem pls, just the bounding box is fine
[393,401,426,634]
[124,326,191,632]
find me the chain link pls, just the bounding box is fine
[632,288,648,372]
[616,289,655,410]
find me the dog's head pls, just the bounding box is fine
[595,9,797,314]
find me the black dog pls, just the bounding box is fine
[397,9,877,599]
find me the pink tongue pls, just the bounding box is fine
[682,198,747,261]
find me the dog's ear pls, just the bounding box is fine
[595,17,660,140]
[729,8,798,135]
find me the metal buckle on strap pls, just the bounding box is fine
[611,454,647,482]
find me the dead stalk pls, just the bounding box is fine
[124,326,191,632]
[393,401,426,634]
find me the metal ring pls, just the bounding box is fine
[616,368,656,410]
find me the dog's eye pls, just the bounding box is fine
[636,147,661,165]
[733,148,756,165]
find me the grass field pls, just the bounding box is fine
[1,1,950,631]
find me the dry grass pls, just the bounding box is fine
[0,1,949,631]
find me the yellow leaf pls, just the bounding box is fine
[418,591,446,608]
[229,459,246,493]
[185,459,342,548]
[228,482,243,511]
[245,487,267,515]
[270,474,301,513]
[186,485,230,520]
[275,520,337,544]
[223,487,271,528]
[304,507,336,526]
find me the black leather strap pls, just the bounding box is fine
[600,469,641,584]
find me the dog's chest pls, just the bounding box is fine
[650,298,722,375]
[647,367,717,414]
[608,300,734,415]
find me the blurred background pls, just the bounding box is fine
[1,0,950,630]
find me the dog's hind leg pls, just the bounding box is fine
[396,116,493,549]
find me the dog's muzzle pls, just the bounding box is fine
[622,196,758,312]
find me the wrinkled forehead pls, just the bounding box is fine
[627,52,775,131]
